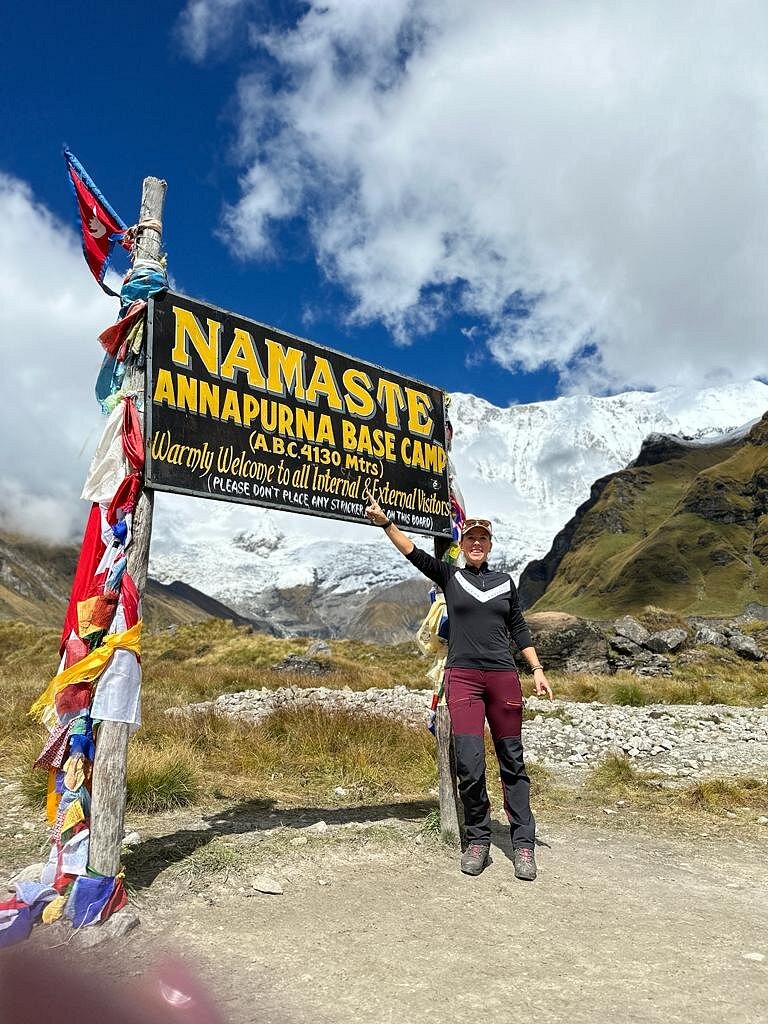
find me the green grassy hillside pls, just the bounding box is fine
[529,413,768,618]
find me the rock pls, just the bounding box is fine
[631,652,672,676]
[757,816,768,825]
[333,786,349,796]
[122,831,141,848]
[613,616,650,645]
[303,820,328,834]
[609,634,642,656]
[290,836,308,847]
[6,863,45,889]
[272,655,331,679]
[272,653,333,675]
[251,874,284,895]
[306,639,331,657]
[695,625,726,647]
[741,952,765,963]
[526,612,611,674]
[74,911,140,948]
[645,628,688,654]
[727,634,764,661]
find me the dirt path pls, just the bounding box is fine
[26,812,766,1024]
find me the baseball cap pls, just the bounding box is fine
[461,518,493,539]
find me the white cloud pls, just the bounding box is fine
[0,174,118,540]
[176,0,257,62]
[0,172,375,554]
[218,0,768,392]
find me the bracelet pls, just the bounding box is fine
[380,519,393,529]
[530,665,544,673]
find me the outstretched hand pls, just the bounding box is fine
[364,486,389,527]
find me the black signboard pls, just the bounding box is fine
[145,291,451,537]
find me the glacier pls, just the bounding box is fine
[148,379,768,621]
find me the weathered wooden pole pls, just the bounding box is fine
[435,704,464,847]
[89,177,167,877]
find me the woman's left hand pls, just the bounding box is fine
[533,669,553,700]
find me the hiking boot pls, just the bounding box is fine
[513,846,537,880]
[460,843,491,876]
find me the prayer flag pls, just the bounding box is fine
[64,146,130,296]
[65,874,116,928]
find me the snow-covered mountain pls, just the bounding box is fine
[149,380,768,630]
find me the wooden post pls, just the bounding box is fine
[435,704,464,848]
[88,177,167,877]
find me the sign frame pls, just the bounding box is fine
[144,291,452,538]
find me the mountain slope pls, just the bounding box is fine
[0,530,262,632]
[146,380,768,635]
[520,413,768,617]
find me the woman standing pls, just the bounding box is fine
[365,492,553,880]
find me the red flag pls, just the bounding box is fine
[63,146,131,296]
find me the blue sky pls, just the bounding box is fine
[1,3,558,407]
[4,1,765,410]
[0,1,765,540]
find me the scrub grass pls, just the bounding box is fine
[610,681,649,707]
[586,753,648,792]
[538,656,768,707]
[126,744,200,812]
[581,752,768,824]
[148,705,438,803]
[3,620,767,844]
[680,777,768,812]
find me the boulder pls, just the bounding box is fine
[609,634,642,656]
[526,612,611,674]
[612,616,650,645]
[272,654,333,676]
[306,639,331,657]
[727,634,764,661]
[645,628,688,654]
[694,625,726,647]
[612,651,671,676]
[632,653,672,677]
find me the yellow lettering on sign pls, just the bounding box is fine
[153,368,176,407]
[176,373,198,412]
[171,307,222,375]
[221,388,242,424]
[405,387,434,438]
[265,339,306,400]
[376,379,406,429]
[342,368,375,418]
[305,357,343,411]
[221,328,267,389]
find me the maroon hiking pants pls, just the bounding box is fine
[444,667,535,849]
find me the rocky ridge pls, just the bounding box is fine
[524,611,766,676]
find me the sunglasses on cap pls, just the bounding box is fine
[461,518,493,539]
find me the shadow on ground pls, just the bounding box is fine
[124,798,437,890]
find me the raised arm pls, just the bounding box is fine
[364,488,414,556]
[364,488,449,589]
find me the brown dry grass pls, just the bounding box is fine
[3,620,766,832]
